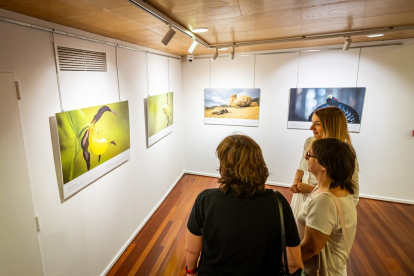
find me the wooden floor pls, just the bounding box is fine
[108,174,414,276]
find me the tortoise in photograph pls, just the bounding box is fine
[212,107,228,115]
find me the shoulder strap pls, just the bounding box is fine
[274,191,289,275]
[321,192,350,256]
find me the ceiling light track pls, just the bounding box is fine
[194,42,403,59]
[210,25,414,49]
[126,0,210,49]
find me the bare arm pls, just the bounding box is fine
[286,245,304,273]
[300,226,330,262]
[297,182,316,194]
[185,229,203,274]
[352,160,360,205]
[290,170,304,193]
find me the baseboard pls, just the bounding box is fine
[358,193,414,205]
[184,170,414,205]
[184,170,220,178]
[101,170,186,276]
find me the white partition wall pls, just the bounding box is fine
[182,44,414,204]
[0,9,184,276]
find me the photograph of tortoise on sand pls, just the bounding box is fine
[204,88,260,120]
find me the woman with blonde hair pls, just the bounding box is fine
[185,135,303,275]
[290,107,359,219]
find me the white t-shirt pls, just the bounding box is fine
[297,192,357,276]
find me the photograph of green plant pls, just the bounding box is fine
[147,92,173,138]
[56,101,130,185]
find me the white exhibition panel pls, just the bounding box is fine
[298,49,361,88]
[0,8,184,276]
[147,53,170,96]
[205,117,259,126]
[0,73,43,276]
[183,44,414,204]
[148,124,173,146]
[62,150,131,199]
[288,121,361,132]
[183,56,267,175]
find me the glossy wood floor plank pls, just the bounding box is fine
[108,174,414,276]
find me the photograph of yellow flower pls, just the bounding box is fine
[146,92,173,146]
[56,101,130,199]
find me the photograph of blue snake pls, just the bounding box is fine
[287,87,366,132]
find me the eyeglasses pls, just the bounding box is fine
[305,152,316,161]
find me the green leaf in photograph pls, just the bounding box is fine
[65,110,86,181]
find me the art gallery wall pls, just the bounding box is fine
[0,9,184,276]
[182,43,414,204]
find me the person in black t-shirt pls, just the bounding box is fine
[186,134,303,276]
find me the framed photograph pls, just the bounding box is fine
[204,88,260,127]
[56,101,130,199]
[288,87,366,132]
[146,92,173,146]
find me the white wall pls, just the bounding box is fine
[182,44,414,204]
[0,9,184,276]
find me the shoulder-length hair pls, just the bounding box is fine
[314,107,353,146]
[312,138,356,194]
[216,135,269,197]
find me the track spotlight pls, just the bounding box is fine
[230,47,235,60]
[161,25,176,46]
[343,37,352,51]
[211,48,218,61]
[188,39,198,54]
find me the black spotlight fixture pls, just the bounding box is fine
[161,24,176,46]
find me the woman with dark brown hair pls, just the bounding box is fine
[290,107,360,219]
[297,138,357,276]
[185,135,303,276]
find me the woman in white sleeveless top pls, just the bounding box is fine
[290,107,359,220]
[296,138,357,276]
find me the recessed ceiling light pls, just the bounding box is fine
[367,34,384,38]
[219,48,228,50]
[192,28,209,33]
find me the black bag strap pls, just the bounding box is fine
[275,191,289,275]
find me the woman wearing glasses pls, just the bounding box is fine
[290,107,359,219]
[297,138,357,275]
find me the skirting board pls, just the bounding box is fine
[101,170,186,276]
[184,170,414,205]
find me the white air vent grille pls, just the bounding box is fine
[57,46,107,72]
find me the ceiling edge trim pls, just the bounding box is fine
[0,16,180,60]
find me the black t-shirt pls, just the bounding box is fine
[187,188,300,276]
